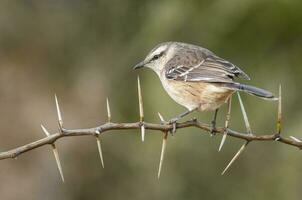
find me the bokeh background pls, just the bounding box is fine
[0,0,301,199]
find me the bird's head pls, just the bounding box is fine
[133,42,177,74]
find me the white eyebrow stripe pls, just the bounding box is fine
[179,60,205,77]
[151,45,167,57]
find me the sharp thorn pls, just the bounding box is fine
[221,142,248,175]
[51,144,65,182]
[219,97,232,152]
[55,94,63,130]
[141,124,145,142]
[137,76,145,142]
[237,92,252,135]
[219,132,227,152]
[157,112,165,123]
[290,136,301,143]
[41,124,50,137]
[277,85,282,134]
[158,132,168,179]
[96,135,104,168]
[137,76,144,122]
[106,97,111,123]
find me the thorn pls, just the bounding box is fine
[141,124,145,142]
[237,92,252,135]
[137,76,145,142]
[158,132,168,179]
[41,124,50,137]
[55,94,63,131]
[158,112,165,123]
[219,97,232,152]
[137,76,144,121]
[96,135,104,168]
[41,125,64,182]
[277,85,282,135]
[106,97,111,123]
[221,141,248,175]
[219,133,227,152]
[290,136,301,143]
[51,144,65,182]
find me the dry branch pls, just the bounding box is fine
[0,79,300,180]
[1,121,301,159]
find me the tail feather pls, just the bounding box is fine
[224,83,277,100]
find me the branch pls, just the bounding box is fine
[0,79,301,180]
[1,119,301,161]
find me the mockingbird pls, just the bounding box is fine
[133,42,275,133]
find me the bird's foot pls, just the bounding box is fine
[210,120,217,136]
[168,117,179,135]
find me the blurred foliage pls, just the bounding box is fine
[0,0,302,199]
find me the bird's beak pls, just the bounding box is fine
[133,61,146,70]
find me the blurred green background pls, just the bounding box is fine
[0,0,301,199]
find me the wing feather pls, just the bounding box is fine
[165,49,250,83]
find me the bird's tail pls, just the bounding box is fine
[223,83,277,100]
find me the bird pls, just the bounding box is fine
[133,42,276,134]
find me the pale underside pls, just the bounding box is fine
[160,76,234,111]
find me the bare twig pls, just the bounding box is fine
[1,119,301,161]
[1,84,301,180]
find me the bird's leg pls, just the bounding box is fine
[210,109,219,136]
[169,108,197,134]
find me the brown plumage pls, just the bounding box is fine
[134,42,276,124]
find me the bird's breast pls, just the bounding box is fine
[160,77,234,111]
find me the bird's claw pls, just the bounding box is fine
[168,118,178,135]
[192,117,197,122]
[210,120,217,136]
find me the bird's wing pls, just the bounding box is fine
[165,50,250,83]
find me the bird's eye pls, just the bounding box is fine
[151,52,163,61]
[153,55,160,60]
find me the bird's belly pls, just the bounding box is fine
[161,78,234,111]
[198,84,234,111]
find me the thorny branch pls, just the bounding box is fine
[0,78,301,181]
